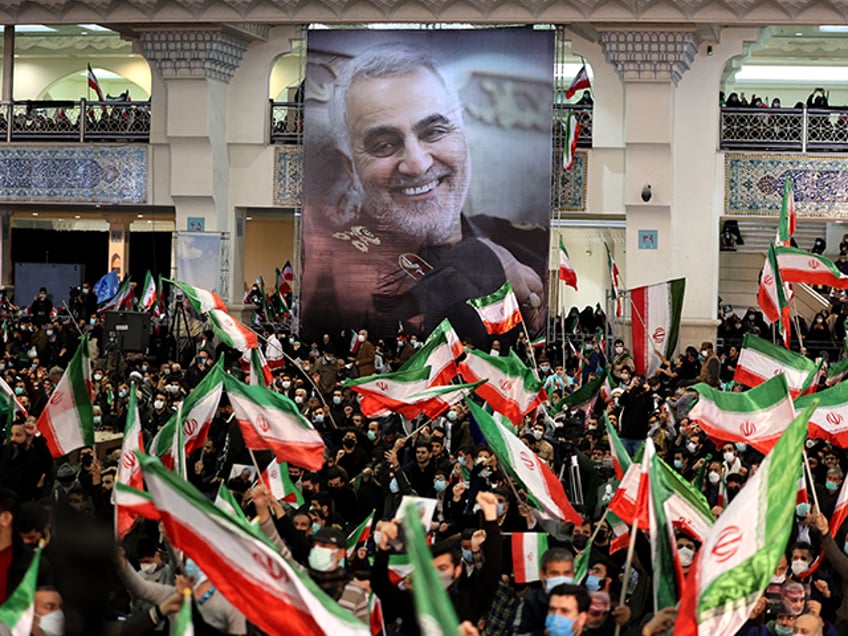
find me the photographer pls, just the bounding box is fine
[808,87,829,108]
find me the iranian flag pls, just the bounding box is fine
[140,271,158,312]
[689,373,795,454]
[466,399,581,524]
[775,245,848,289]
[87,64,104,101]
[564,63,591,99]
[605,412,632,480]
[98,276,134,313]
[36,336,94,457]
[174,589,194,636]
[630,278,685,378]
[244,348,272,387]
[114,385,158,539]
[466,281,523,335]
[830,474,848,537]
[136,453,371,636]
[262,460,304,507]
[346,510,375,558]
[398,319,465,386]
[554,370,606,416]
[795,381,848,447]
[0,375,27,419]
[209,309,259,352]
[776,178,796,246]
[674,402,812,636]
[608,435,652,531]
[214,482,248,523]
[0,546,41,636]
[558,236,578,291]
[401,505,461,635]
[562,112,581,171]
[165,278,227,314]
[459,349,546,425]
[512,533,549,583]
[827,356,848,387]
[604,242,623,317]
[733,333,818,398]
[150,361,225,464]
[649,452,716,611]
[278,261,294,295]
[757,245,791,348]
[224,374,324,471]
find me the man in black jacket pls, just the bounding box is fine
[617,375,655,457]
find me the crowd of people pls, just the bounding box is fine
[720,87,837,110]
[0,281,847,636]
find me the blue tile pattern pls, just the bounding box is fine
[0,145,147,204]
[552,151,587,211]
[726,153,848,217]
[273,145,302,208]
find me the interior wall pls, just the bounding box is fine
[243,216,294,292]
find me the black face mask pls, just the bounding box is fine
[343,438,356,449]
[572,534,589,550]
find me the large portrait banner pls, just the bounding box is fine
[301,29,554,345]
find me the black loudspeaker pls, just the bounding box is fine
[104,311,151,352]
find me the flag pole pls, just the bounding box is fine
[790,295,805,354]
[803,450,821,514]
[614,515,640,636]
[247,447,265,483]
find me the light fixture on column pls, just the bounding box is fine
[641,184,652,202]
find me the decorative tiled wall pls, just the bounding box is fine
[273,146,302,208]
[552,151,587,212]
[0,145,147,204]
[726,153,848,218]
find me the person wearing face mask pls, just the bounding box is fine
[787,541,841,619]
[393,334,415,368]
[373,491,503,633]
[610,339,634,385]
[676,534,700,577]
[814,467,844,519]
[697,341,721,387]
[812,512,848,634]
[315,350,339,399]
[32,587,64,636]
[352,329,376,378]
[720,443,744,476]
[336,430,369,480]
[543,582,590,636]
[514,547,577,635]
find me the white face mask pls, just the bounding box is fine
[723,451,735,464]
[139,562,158,575]
[533,429,544,440]
[614,346,623,354]
[678,546,695,567]
[708,471,721,485]
[153,399,165,411]
[791,559,810,576]
[358,334,366,343]
[700,350,708,358]
[308,545,338,572]
[37,610,65,636]
[489,349,499,357]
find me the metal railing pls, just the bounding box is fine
[0,100,150,143]
[720,106,848,152]
[270,100,595,147]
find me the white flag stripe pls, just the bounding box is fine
[736,347,811,393]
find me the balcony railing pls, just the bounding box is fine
[0,100,150,143]
[270,100,595,148]
[720,106,848,152]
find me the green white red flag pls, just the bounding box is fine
[466,280,523,335]
[150,361,224,465]
[630,278,685,378]
[604,242,623,317]
[115,384,158,538]
[774,245,848,289]
[0,546,41,636]
[345,367,480,420]
[0,375,27,418]
[674,402,813,636]
[466,398,581,524]
[165,278,227,314]
[757,245,791,348]
[136,452,371,636]
[214,482,248,523]
[689,373,795,454]
[554,370,606,416]
[608,435,652,531]
[776,178,796,246]
[208,309,259,352]
[829,472,848,537]
[605,412,631,480]
[562,112,580,171]
[649,451,715,611]
[511,533,549,584]
[559,236,577,291]
[174,589,194,636]
[99,276,134,313]
[223,374,324,471]
[401,504,461,635]
[733,333,818,398]
[36,336,94,457]
[795,381,848,447]
[262,460,304,507]
[398,318,464,386]
[345,510,375,558]
[827,356,848,387]
[246,348,272,387]
[140,271,158,312]
[458,349,546,425]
